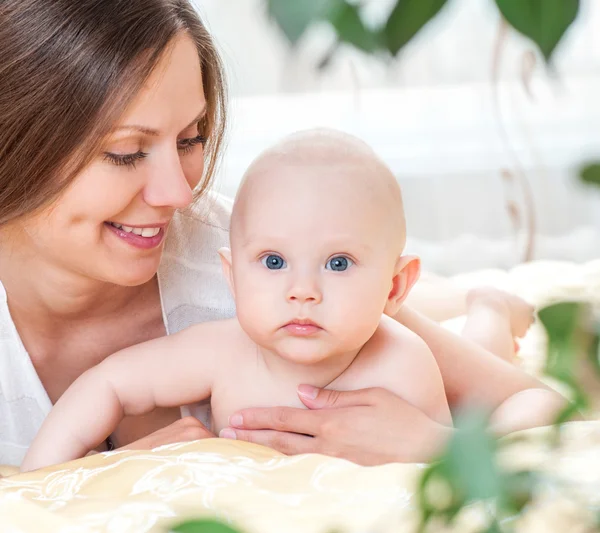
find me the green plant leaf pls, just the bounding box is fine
[383,0,449,56]
[171,519,243,533]
[538,301,592,427]
[554,396,586,425]
[589,326,600,375]
[494,0,579,62]
[417,462,467,532]
[447,409,501,501]
[326,0,381,53]
[500,470,536,514]
[482,520,504,533]
[267,0,328,45]
[580,163,600,188]
[538,302,581,384]
[417,409,502,532]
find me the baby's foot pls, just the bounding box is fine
[466,287,535,339]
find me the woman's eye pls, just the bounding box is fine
[326,256,353,272]
[261,254,287,270]
[103,151,148,169]
[177,135,207,155]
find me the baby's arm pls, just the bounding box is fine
[21,321,228,472]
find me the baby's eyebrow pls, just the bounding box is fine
[322,236,373,253]
[239,234,266,248]
[240,235,373,256]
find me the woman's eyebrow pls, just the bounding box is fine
[114,108,207,136]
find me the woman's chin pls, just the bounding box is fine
[118,272,157,287]
[106,260,161,287]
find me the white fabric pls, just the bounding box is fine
[158,193,235,334]
[0,192,236,467]
[0,284,53,468]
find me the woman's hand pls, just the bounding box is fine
[118,416,214,451]
[220,386,453,465]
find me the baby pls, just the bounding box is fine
[22,129,532,472]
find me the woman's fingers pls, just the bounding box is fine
[228,406,324,435]
[227,386,383,435]
[297,385,382,409]
[220,428,318,456]
[229,387,454,465]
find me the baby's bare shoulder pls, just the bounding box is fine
[337,315,451,426]
[335,315,433,389]
[365,314,429,357]
[184,317,240,335]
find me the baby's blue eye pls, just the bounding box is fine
[326,256,353,272]
[262,254,286,270]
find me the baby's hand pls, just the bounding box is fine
[117,417,213,451]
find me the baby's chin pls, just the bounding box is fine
[273,341,346,367]
[277,350,334,366]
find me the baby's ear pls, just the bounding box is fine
[384,255,421,317]
[218,247,235,297]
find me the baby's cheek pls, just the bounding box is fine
[327,294,380,343]
[236,304,270,345]
[345,285,389,331]
[345,277,388,312]
[236,286,279,332]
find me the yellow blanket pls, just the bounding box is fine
[1,260,599,533]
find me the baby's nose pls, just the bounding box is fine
[286,280,322,304]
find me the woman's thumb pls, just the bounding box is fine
[297,384,372,409]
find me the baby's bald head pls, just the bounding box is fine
[231,129,406,258]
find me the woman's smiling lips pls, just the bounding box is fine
[283,318,323,336]
[104,220,168,250]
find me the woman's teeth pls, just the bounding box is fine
[109,222,160,238]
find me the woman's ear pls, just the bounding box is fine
[384,255,421,317]
[218,247,235,297]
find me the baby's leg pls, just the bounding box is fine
[405,272,469,322]
[407,273,534,362]
[461,287,535,363]
[394,305,539,407]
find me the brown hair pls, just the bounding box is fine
[0,0,227,225]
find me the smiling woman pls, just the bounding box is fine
[0,0,230,466]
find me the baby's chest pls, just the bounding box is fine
[209,374,306,434]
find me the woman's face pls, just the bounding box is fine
[17,34,207,286]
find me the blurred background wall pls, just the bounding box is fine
[194,0,600,274]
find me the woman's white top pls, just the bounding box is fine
[0,193,236,466]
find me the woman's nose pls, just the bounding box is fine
[143,152,194,209]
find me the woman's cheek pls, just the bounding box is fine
[182,152,205,189]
